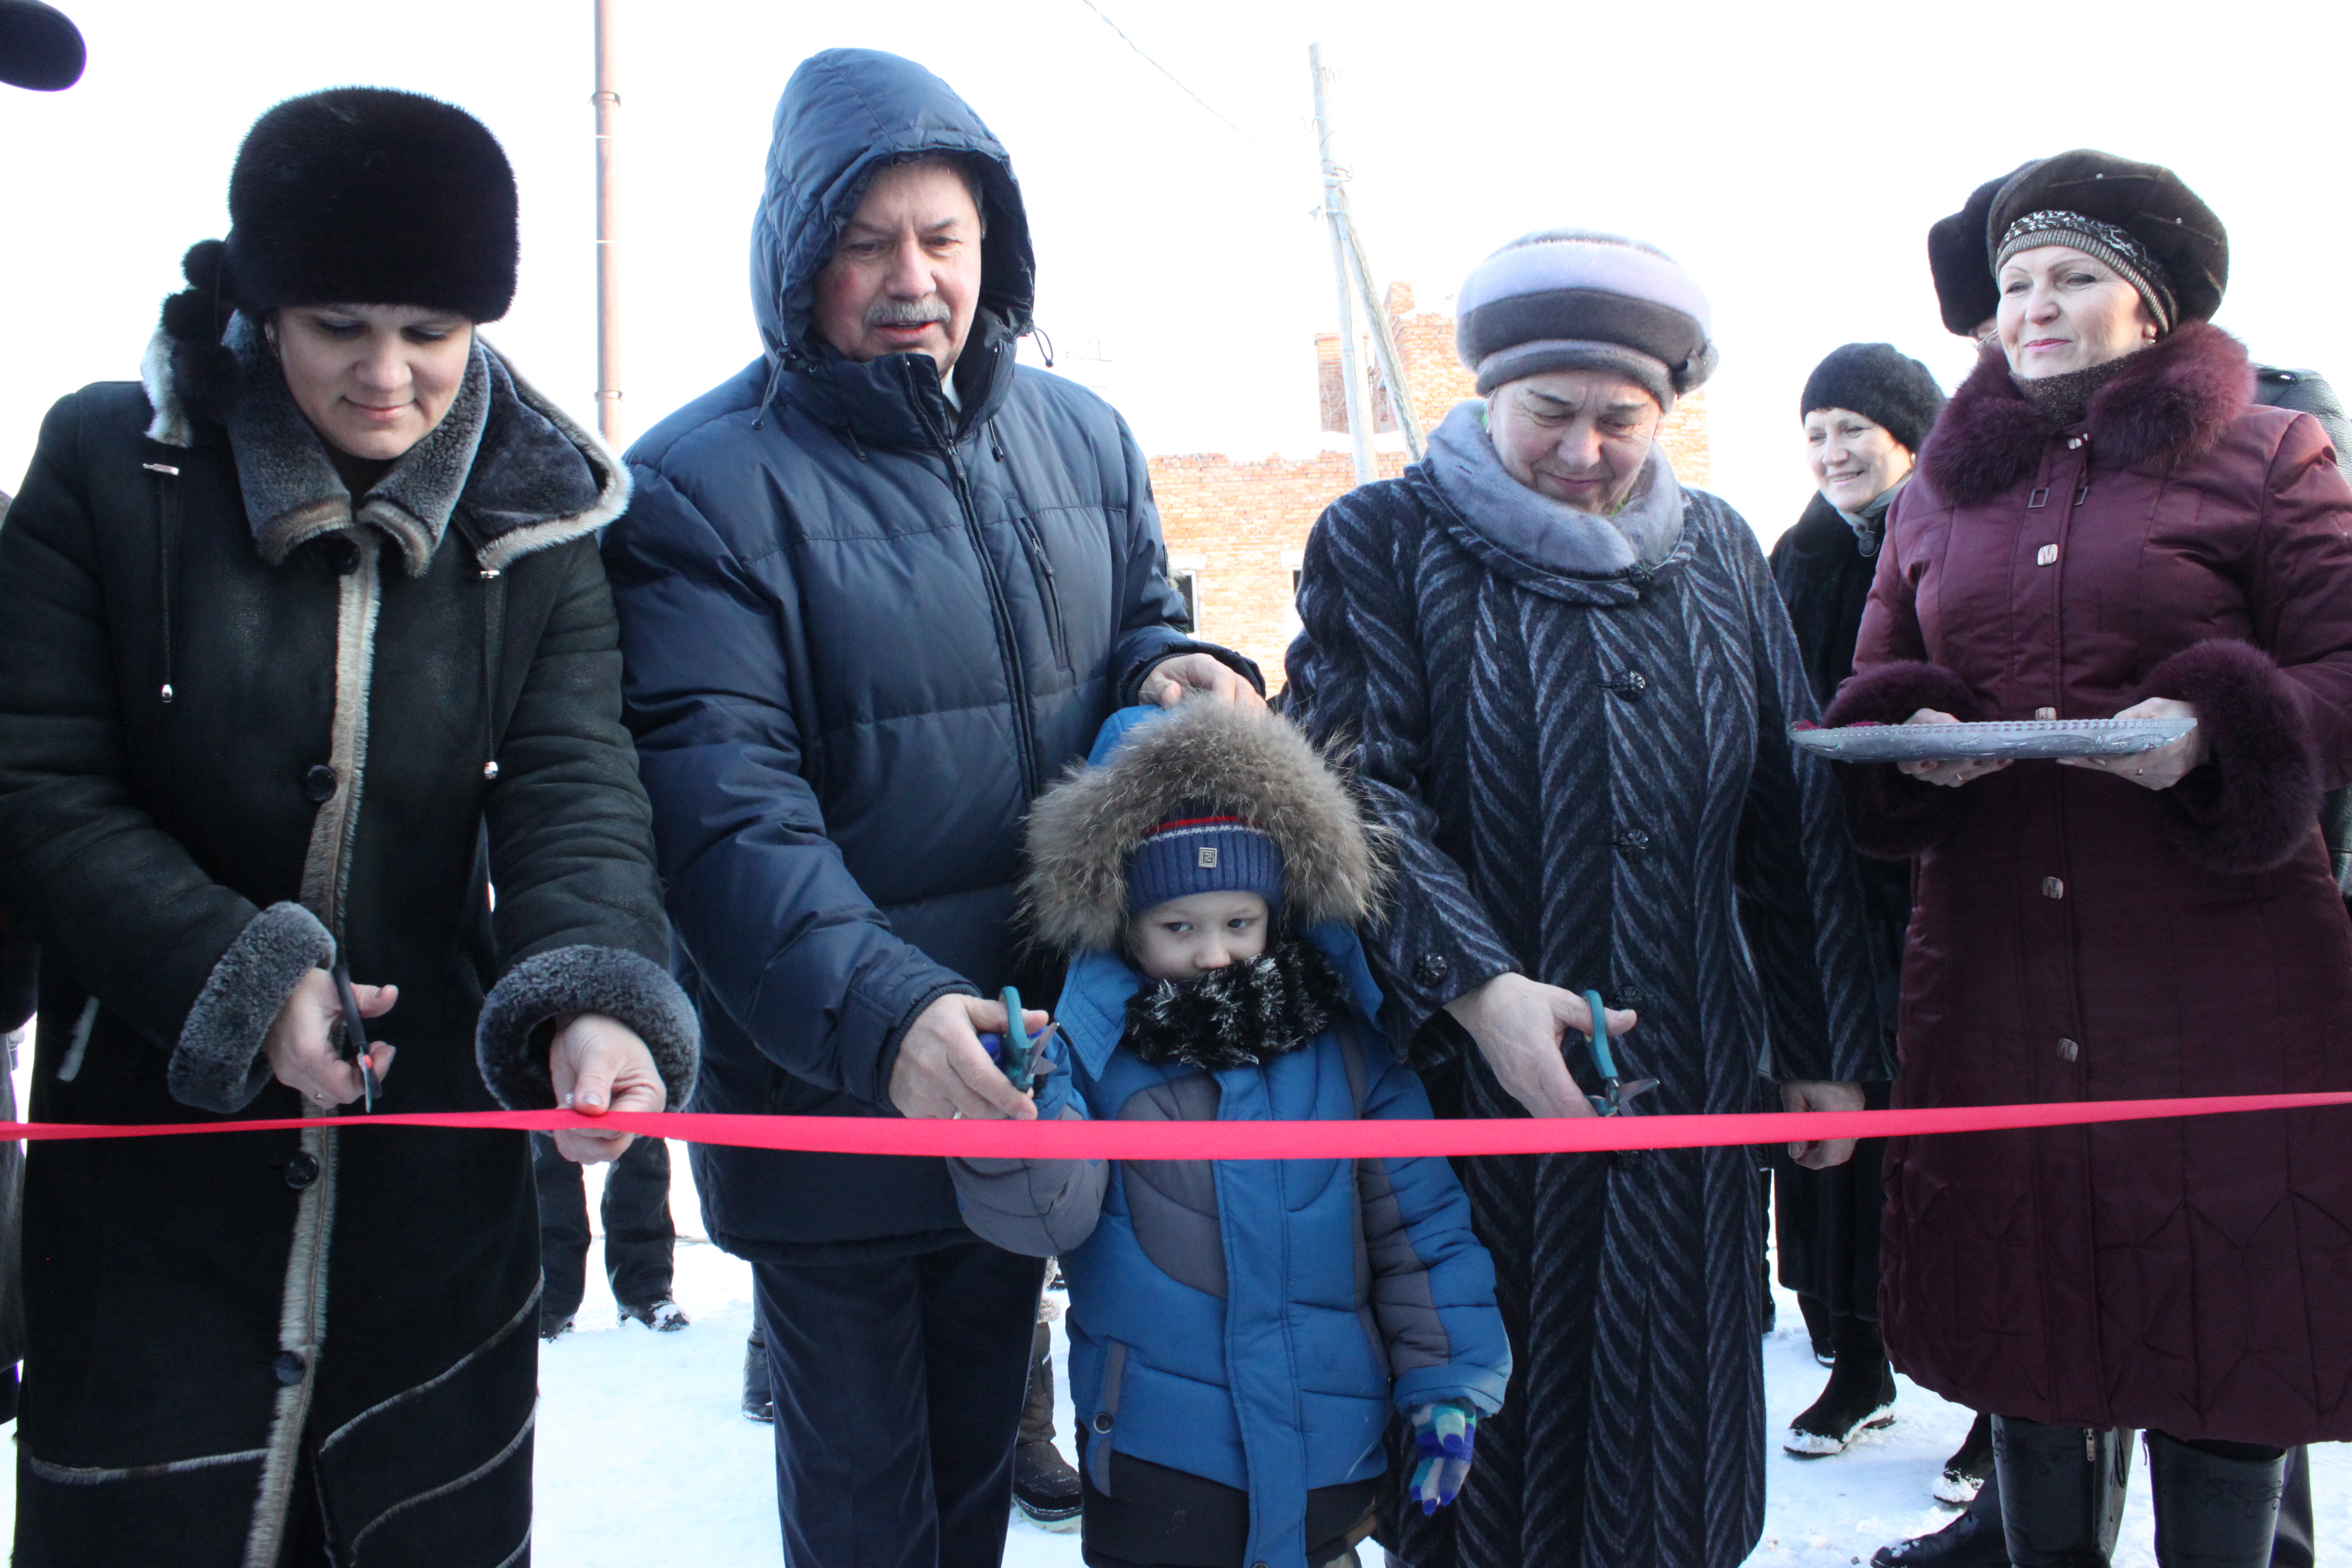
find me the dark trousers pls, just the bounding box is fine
[754,1236,1045,1568]
[532,1131,676,1318]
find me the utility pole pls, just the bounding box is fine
[592,0,622,445]
[1309,45,1375,488]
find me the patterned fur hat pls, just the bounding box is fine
[1021,701,1387,954]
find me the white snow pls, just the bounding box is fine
[0,1139,2341,1564]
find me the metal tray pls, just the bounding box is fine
[1790,717,2196,763]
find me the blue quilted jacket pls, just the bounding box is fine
[955,712,1510,1568]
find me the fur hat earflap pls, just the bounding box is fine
[158,240,242,427]
[1022,701,1388,953]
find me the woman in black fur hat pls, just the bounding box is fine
[1829,149,2352,1568]
[0,88,696,1566]
[1768,343,1944,1465]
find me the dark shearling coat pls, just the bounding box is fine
[1830,322,2352,1442]
[0,343,695,1564]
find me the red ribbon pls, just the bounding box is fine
[6,1089,2350,1158]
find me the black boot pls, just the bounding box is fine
[1013,1317,1080,1527]
[1785,1317,1896,1456]
[1797,1293,1839,1367]
[2146,1432,2287,1568]
[1939,1410,1997,1505]
[1871,1463,2010,1568]
[1992,1416,2130,1567]
[741,1327,774,1423]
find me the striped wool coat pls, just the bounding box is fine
[1287,452,1887,1568]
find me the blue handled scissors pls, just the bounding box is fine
[1578,988,1654,1117]
[977,985,1055,1095]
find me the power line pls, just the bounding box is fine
[1073,0,1259,147]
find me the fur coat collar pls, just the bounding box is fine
[139,317,627,576]
[1918,321,2255,507]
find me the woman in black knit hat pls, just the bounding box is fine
[0,89,696,1565]
[1768,343,1944,1465]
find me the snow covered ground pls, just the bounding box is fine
[0,1140,2341,1563]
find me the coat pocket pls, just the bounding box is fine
[1014,512,1071,672]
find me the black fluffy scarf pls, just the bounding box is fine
[1122,938,1351,1072]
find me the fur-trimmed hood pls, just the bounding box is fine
[1022,702,1387,953]
[1918,321,2255,507]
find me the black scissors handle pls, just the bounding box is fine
[330,961,378,1114]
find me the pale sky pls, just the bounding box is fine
[4,0,2348,537]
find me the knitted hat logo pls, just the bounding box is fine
[1127,813,1285,920]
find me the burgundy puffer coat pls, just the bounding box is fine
[1828,322,2352,1443]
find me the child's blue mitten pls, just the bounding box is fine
[1408,1399,1479,1514]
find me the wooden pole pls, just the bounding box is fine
[1310,45,1375,488]
[592,0,622,445]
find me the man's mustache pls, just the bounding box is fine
[867,296,952,329]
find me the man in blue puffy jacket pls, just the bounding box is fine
[601,48,1260,1568]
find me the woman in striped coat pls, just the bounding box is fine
[1287,230,1888,1568]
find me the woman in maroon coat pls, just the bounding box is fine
[1827,150,2352,1568]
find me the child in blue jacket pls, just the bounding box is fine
[950,701,1510,1568]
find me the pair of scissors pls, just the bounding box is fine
[976,984,1056,1095]
[1578,988,1654,1117]
[331,961,379,1113]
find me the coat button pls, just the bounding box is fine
[1613,830,1650,858]
[2036,544,2059,566]
[1608,672,1647,699]
[283,1152,320,1190]
[1413,953,1449,987]
[2066,436,2085,450]
[1092,1412,1114,1434]
[2035,707,2057,720]
[271,1351,306,1386]
[1614,987,1645,1009]
[2058,1038,2081,1063]
[302,765,338,803]
[2042,877,2065,900]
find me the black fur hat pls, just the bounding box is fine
[158,88,518,423]
[1926,164,2029,337]
[1800,343,1946,456]
[1987,149,2227,325]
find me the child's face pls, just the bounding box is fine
[1127,891,1270,981]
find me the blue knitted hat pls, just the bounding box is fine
[1126,806,1285,921]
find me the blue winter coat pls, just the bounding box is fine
[600,49,1254,1252]
[951,714,1511,1568]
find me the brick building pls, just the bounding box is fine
[1148,284,1710,688]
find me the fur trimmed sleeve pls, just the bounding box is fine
[169,902,336,1113]
[1820,662,1988,858]
[2136,640,2321,874]
[475,945,699,1111]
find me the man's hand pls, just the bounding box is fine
[1442,973,1637,1120]
[264,968,396,1111]
[2056,696,2206,789]
[889,993,1048,1121]
[1138,653,1265,712]
[550,1012,668,1164]
[1781,1079,1866,1169]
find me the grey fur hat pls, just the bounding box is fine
[1022,701,1387,954]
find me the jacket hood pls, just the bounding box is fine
[1022,703,1389,955]
[752,50,1035,395]
[1917,321,2254,507]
